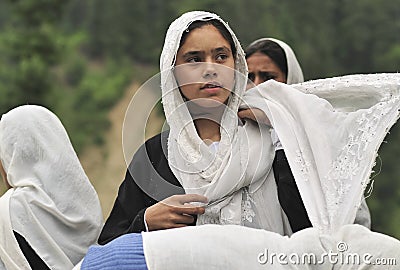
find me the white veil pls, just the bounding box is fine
[0,105,103,270]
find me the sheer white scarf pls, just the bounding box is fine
[243,73,400,232]
[160,11,287,233]
[0,105,103,270]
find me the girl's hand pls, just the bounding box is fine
[145,194,208,231]
[238,108,271,126]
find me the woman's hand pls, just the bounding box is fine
[145,194,208,231]
[238,108,271,126]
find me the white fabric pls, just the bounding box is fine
[160,11,287,232]
[0,190,31,270]
[248,38,371,228]
[143,73,400,269]
[243,73,400,232]
[0,105,103,270]
[72,260,82,270]
[249,38,305,150]
[143,224,400,270]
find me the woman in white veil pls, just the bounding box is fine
[244,37,371,232]
[99,10,290,246]
[0,105,103,270]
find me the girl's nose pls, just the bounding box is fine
[202,62,218,79]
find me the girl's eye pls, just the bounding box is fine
[260,73,275,82]
[247,73,255,84]
[216,54,228,61]
[187,57,201,63]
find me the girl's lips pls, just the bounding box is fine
[202,87,222,94]
[201,82,222,89]
[201,82,223,94]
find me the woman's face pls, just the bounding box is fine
[246,51,286,89]
[174,24,235,107]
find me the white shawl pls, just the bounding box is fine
[160,11,287,232]
[0,105,103,270]
[244,73,400,232]
[143,73,400,270]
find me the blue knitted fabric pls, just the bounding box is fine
[81,233,148,270]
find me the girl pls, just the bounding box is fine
[99,11,289,245]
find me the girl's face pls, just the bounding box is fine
[246,51,286,89]
[174,24,235,107]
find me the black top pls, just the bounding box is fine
[273,149,312,232]
[98,132,188,245]
[98,132,311,245]
[14,231,50,270]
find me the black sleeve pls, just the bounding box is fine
[13,231,50,270]
[98,132,185,245]
[97,168,151,245]
[272,149,312,233]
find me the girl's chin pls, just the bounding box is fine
[189,98,227,108]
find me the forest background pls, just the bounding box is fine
[0,0,399,238]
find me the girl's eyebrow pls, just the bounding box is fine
[182,51,203,58]
[213,46,231,54]
[181,46,231,58]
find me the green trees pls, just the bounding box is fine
[0,0,66,113]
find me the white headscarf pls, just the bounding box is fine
[246,37,304,84]
[0,105,103,270]
[160,11,287,232]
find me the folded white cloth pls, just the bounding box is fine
[143,224,399,270]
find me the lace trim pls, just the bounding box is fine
[198,188,256,225]
[323,98,399,222]
[198,205,222,225]
[241,188,255,223]
[291,94,399,230]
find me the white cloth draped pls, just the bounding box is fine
[0,190,31,270]
[143,73,400,269]
[0,105,103,270]
[251,38,305,151]
[243,73,399,232]
[144,224,400,270]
